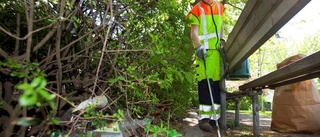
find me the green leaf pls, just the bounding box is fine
[73,22,78,29]
[16,117,40,127]
[48,19,57,23]
[16,83,33,93]
[92,119,99,126]
[108,76,125,84]
[51,118,59,125]
[51,129,62,137]
[168,129,182,137]
[108,78,116,83]
[31,62,39,66]
[37,89,55,101]
[19,91,38,107]
[117,76,125,81]
[112,109,124,120]
[48,101,56,109]
[84,114,90,118]
[31,76,44,88]
[10,71,19,77]
[86,131,93,137]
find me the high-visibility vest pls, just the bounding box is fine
[187,1,224,50]
[198,1,222,52]
[187,1,224,81]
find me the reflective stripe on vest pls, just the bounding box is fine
[197,1,222,50]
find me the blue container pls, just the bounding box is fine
[227,59,250,80]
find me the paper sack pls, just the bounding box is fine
[271,54,320,133]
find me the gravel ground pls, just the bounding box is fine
[179,110,320,137]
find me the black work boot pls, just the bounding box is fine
[199,118,212,132]
[209,119,219,127]
[210,119,232,129]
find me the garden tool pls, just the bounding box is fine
[202,50,221,137]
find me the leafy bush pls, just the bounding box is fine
[0,0,194,136]
[144,119,182,137]
[227,95,266,110]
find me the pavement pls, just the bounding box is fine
[90,110,320,137]
[181,110,320,137]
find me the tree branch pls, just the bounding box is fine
[92,0,113,96]
[14,13,21,56]
[0,48,9,59]
[54,0,66,116]
[222,0,227,5]
[225,2,243,11]
[0,23,53,41]
[32,26,57,52]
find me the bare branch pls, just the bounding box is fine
[104,49,152,53]
[92,0,113,96]
[32,26,57,52]
[225,2,243,11]
[0,24,53,41]
[54,0,67,116]
[14,13,21,56]
[0,48,9,59]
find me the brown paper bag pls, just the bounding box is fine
[270,54,320,133]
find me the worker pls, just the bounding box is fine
[186,0,225,132]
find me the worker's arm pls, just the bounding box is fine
[191,24,206,60]
[190,24,201,48]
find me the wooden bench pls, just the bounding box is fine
[219,0,312,136]
[224,51,320,135]
[239,51,320,91]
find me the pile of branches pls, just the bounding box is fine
[0,0,193,136]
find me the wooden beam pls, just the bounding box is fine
[220,80,227,130]
[234,98,241,127]
[252,91,260,136]
[269,69,320,89]
[239,50,320,90]
[225,0,311,72]
[224,0,258,53]
[226,0,281,64]
[226,91,248,99]
[220,92,227,130]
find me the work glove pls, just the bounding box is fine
[195,45,206,60]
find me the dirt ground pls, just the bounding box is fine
[175,110,320,137]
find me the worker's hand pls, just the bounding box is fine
[196,45,206,60]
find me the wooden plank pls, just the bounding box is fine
[226,91,248,99]
[224,0,258,53]
[239,50,320,90]
[269,69,320,89]
[227,0,311,72]
[226,0,281,65]
[229,0,311,72]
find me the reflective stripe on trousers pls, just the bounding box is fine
[199,104,221,120]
